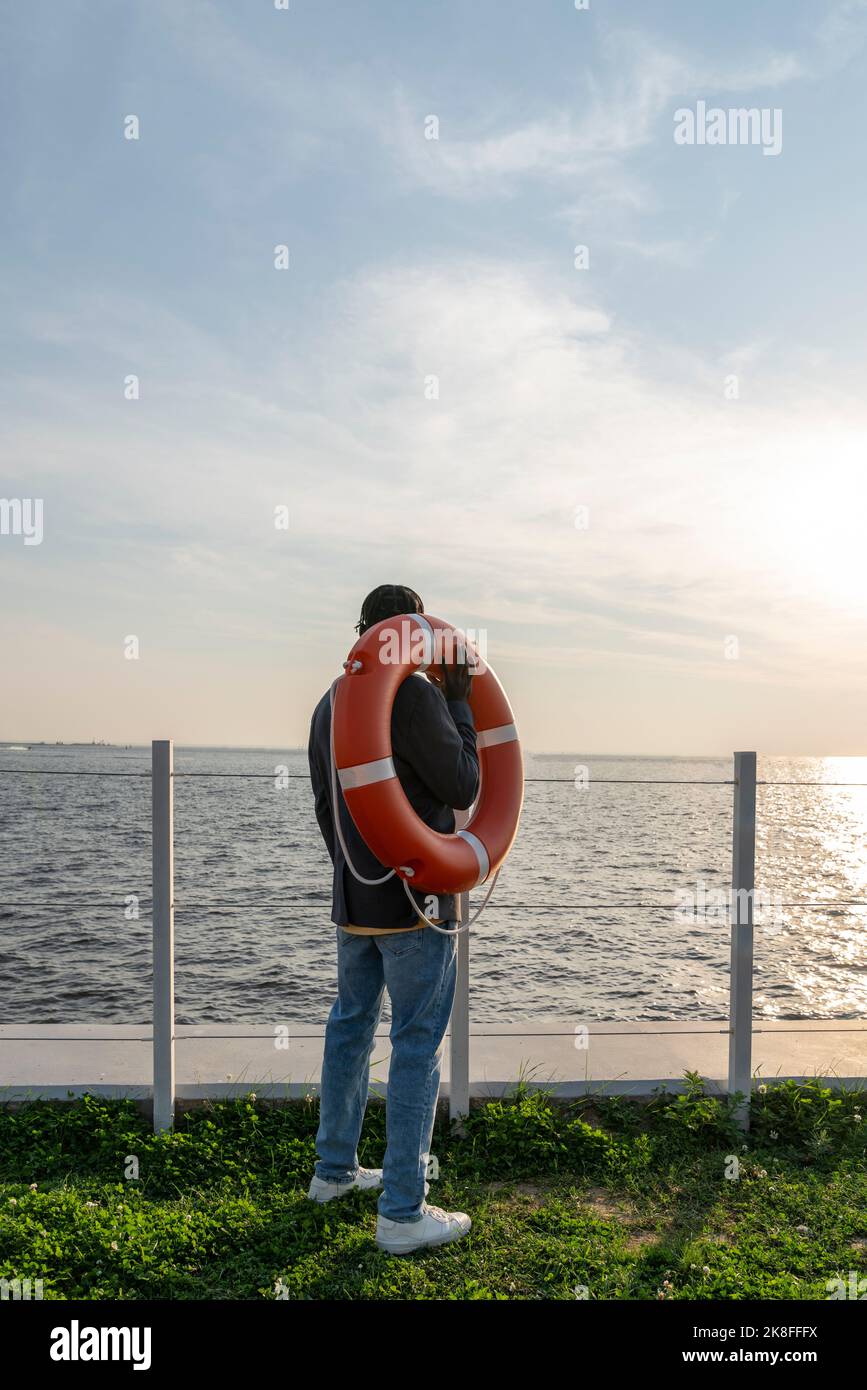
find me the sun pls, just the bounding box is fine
[756,434,867,611]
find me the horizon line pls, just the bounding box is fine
[3,742,867,760]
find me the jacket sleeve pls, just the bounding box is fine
[308,708,336,862]
[402,682,480,810]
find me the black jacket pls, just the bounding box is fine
[308,673,479,928]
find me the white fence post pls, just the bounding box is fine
[449,892,471,1123]
[152,739,175,1132]
[449,809,471,1123]
[728,750,756,1128]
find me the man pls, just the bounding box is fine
[307,583,479,1254]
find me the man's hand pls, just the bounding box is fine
[441,658,472,702]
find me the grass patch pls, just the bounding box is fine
[1,1076,865,1300]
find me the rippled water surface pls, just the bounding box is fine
[2,746,866,1025]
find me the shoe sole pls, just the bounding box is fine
[308,1178,424,1204]
[375,1226,471,1256]
[307,1183,382,1203]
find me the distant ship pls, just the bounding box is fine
[2,741,115,750]
[23,740,115,747]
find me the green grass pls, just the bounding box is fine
[1,1075,866,1300]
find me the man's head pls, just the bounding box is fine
[356,584,424,635]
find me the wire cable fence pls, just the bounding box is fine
[7,898,867,911]
[8,770,867,785]
[4,747,867,1127]
[5,766,867,785]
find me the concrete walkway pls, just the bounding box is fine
[2,1020,866,1101]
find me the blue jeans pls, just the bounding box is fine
[314,924,458,1222]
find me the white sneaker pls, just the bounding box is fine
[376,1203,471,1255]
[307,1167,383,1203]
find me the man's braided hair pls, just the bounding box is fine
[356,584,424,635]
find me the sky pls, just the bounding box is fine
[2,0,867,753]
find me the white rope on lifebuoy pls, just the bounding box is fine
[401,868,500,936]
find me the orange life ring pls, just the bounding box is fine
[332,613,523,894]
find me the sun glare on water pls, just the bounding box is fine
[756,758,867,1019]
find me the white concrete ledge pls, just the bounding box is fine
[1,1021,866,1102]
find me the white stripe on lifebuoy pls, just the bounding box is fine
[338,756,397,790]
[476,723,518,749]
[456,828,490,885]
[412,614,436,672]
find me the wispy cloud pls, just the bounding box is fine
[384,25,814,200]
[4,0,867,747]
[7,257,866,701]
[614,236,714,266]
